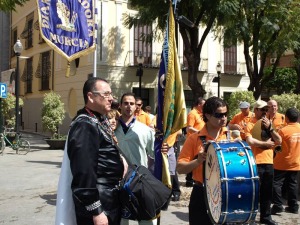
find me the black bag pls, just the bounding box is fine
[120,165,172,221]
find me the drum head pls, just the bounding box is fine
[204,142,222,224]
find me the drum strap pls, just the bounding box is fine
[199,136,207,148]
[194,136,207,160]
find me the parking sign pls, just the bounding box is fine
[0,83,7,98]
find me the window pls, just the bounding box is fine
[134,23,152,66]
[21,57,33,93]
[33,19,45,44]
[35,51,51,90]
[11,28,18,57]
[20,13,34,49]
[41,52,50,90]
[224,45,237,74]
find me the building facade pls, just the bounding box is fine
[2,0,250,134]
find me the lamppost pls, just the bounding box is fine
[216,62,222,98]
[13,39,23,134]
[136,52,144,97]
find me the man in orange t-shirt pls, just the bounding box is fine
[271,108,300,215]
[134,97,152,127]
[267,100,285,131]
[228,101,253,140]
[244,100,282,225]
[177,97,229,225]
[186,97,206,137]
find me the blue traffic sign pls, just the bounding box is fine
[0,83,7,98]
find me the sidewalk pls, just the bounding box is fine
[0,132,299,224]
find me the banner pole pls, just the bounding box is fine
[93,0,100,78]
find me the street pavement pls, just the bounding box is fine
[0,132,299,225]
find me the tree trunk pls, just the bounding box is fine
[187,57,206,99]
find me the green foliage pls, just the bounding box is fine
[220,0,300,99]
[264,67,297,94]
[0,0,30,11]
[1,93,24,128]
[226,91,256,121]
[41,92,65,138]
[270,93,300,114]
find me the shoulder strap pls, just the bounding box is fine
[194,135,206,159]
[199,135,207,148]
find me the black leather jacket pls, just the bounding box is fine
[67,108,124,220]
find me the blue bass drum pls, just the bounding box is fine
[204,141,259,224]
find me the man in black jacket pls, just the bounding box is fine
[58,77,126,225]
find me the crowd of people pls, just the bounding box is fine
[56,77,299,225]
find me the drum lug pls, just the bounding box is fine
[252,176,260,180]
[234,209,245,214]
[221,178,229,182]
[226,160,231,166]
[234,177,245,181]
[241,159,246,165]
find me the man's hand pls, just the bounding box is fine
[93,212,108,225]
[261,138,275,149]
[261,116,271,130]
[196,151,207,164]
[161,142,170,154]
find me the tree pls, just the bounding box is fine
[123,0,238,99]
[1,93,24,128]
[264,67,297,94]
[220,0,300,99]
[292,48,300,94]
[0,0,30,11]
[41,92,65,139]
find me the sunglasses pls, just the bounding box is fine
[212,112,228,118]
[136,104,142,106]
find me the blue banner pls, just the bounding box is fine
[154,50,167,180]
[36,0,96,61]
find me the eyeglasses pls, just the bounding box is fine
[123,102,135,106]
[212,112,228,118]
[136,104,142,106]
[92,91,113,98]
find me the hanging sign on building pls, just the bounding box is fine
[36,0,96,62]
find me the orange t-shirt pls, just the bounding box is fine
[229,112,253,140]
[274,123,300,170]
[244,117,273,164]
[135,110,151,126]
[268,112,285,131]
[186,108,205,137]
[178,126,229,183]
